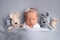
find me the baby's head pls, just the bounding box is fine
[24,8,38,27]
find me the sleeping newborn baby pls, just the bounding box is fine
[22,8,42,31]
[22,8,40,31]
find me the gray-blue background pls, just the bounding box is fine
[0,0,60,40]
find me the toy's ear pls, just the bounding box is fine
[56,18,58,22]
[52,18,58,22]
[15,12,20,18]
[9,13,14,18]
[46,12,49,16]
[40,13,44,17]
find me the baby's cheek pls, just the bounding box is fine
[34,19,37,23]
[25,20,29,24]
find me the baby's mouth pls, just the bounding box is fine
[29,24,34,27]
[30,24,34,25]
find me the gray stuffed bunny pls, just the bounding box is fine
[40,12,58,31]
[40,12,50,29]
[4,16,11,28]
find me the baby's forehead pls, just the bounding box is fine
[24,8,38,18]
[27,11,37,15]
[26,12,38,18]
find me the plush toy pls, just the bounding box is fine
[40,12,50,28]
[49,18,58,29]
[4,16,11,28]
[40,12,58,31]
[7,12,22,31]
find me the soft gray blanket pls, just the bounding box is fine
[0,25,60,40]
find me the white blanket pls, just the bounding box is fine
[22,22,50,31]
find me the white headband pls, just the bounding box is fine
[25,8,30,12]
[25,8,37,13]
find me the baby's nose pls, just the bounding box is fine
[30,19,34,22]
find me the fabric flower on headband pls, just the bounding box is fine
[25,8,37,13]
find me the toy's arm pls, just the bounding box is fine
[19,24,22,28]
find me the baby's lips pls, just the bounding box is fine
[30,24,34,26]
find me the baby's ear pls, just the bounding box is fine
[15,12,20,18]
[9,13,14,19]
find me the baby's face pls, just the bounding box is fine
[25,12,38,27]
